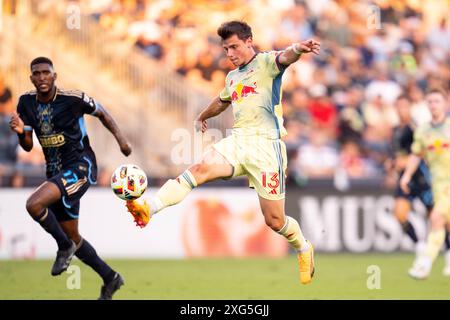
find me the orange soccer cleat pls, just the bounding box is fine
[298,240,315,284]
[125,199,151,228]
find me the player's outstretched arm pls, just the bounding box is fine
[194,96,230,133]
[9,112,33,151]
[278,39,321,66]
[93,104,132,156]
[400,154,421,194]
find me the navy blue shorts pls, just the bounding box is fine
[395,162,433,210]
[48,157,97,221]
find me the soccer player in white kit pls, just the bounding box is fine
[126,21,320,284]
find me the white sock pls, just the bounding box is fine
[148,170,198,214]
[276,216,308,252]
[420,256,432,270]
[445,250,450,266]
[299,240,310,252]
[148,197,164,214]
[415,241,427,256]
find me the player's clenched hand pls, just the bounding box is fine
[296,39,320,55]
[9,112,25,134]
[120,142,132,157]
[400,173,411,194]
[194,119,207,133]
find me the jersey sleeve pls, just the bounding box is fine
[411,127,425,156]
[219,76,231,102]
[263,51,288,78]
[16,95,34,132]
[78,92,98,115]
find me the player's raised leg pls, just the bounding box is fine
[259,197,314,284]
[60,219,124,300]
[126,148,234,227]
[25,181,76,275]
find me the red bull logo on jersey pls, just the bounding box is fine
[427,139,450,154]
[231,82,258,103]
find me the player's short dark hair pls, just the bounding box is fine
[217,21,252,41]
[426,87,447,98]
[30,57,53,70]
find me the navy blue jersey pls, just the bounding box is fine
[392,123,431,181]
[17,88,98,178]
[392,124,433,207]
[392,124,414,156]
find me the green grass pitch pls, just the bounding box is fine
[1,254,449,299]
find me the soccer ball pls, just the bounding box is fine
[111,164,148,201]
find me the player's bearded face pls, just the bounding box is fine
[222,35,253,67]
[30,63,56,94]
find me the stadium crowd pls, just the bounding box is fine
[1,0,449,187]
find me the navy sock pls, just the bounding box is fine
[75,238,115,283]
[402,221,418,243]
[445,230,450,251]
[34,209,72,250]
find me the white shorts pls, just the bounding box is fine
[213,134,287,200]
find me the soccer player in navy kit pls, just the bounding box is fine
[391,95,434,251]
[9,57,131,299]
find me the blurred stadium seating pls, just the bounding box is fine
[0,0,449,187]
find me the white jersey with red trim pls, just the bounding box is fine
[219,52,287,139]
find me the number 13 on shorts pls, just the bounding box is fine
[261,171,280,195]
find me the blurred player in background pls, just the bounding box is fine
[390,94,450,274]
[126,21,320,284]
[401,88,450,279]
[9,57,132,299]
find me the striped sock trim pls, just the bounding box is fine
[35,208,49,222]
[182,170,197,189]
[76,237,84,250]
[181,173,194,189]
